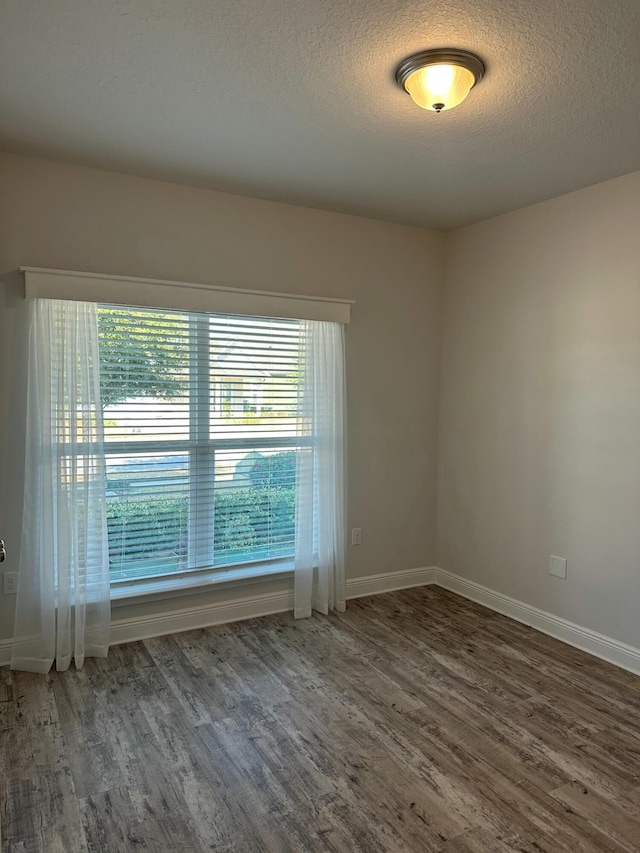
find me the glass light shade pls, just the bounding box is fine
[404,63,476,112]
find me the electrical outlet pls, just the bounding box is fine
[549,555,567,579]
[3,572,18,595]
[351,527,362,546]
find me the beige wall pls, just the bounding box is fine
[4,151,637,654]
[437,171,640,648]
[0,152,444,641]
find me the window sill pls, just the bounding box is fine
[110,561,293,608]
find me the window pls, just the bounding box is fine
[98,306,304,583]
[17,266,348,664]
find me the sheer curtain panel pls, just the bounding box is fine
[11,299,111,673]
[294,320,346,618]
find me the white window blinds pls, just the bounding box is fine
[99,305,304,582]
[19,267,348,616]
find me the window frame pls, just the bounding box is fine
[20,266,350,614]
[99,305,307,590]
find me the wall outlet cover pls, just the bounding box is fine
[549,555,567,579]
[3,572,18,594]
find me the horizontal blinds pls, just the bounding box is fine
[22,267,352,324]
[99,305,303,582]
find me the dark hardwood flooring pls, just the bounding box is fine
[2,586,640,852]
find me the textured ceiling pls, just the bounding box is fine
[1,0,639,229]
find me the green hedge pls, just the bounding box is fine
[106,485,295,565]
[248,451,297,489]
[106,496,188,562]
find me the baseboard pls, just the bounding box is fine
[346,566,437,599]
[110,566,437,647]
[0,591,297,666]
[110,588,295,646]
[3,566,640,679]
[1,568,437,665]
[434,568,640,678]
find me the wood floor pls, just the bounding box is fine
[2,587,640,852]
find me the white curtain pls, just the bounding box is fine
[11,299,111,673]
[294,320,346,618]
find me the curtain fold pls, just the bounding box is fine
[11,299,111,673]
[294,320,346,618]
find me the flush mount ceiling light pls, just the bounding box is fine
[395,48,485,113]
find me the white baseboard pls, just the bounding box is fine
[110,566,438,647]
[346,566,437,599]
[435,568,640,678]
[110,588,295,646]
[0,638,11,668]
[0,567,437,666]
[3,566,640,679]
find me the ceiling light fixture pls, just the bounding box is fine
[395,48,485,113]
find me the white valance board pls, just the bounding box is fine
[21,267,353,324]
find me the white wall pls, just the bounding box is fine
[0,152,444,642]
[438,171,640,648]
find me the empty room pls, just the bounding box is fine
[1,0,640,850]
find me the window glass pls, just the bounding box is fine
[98,306,302,582]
